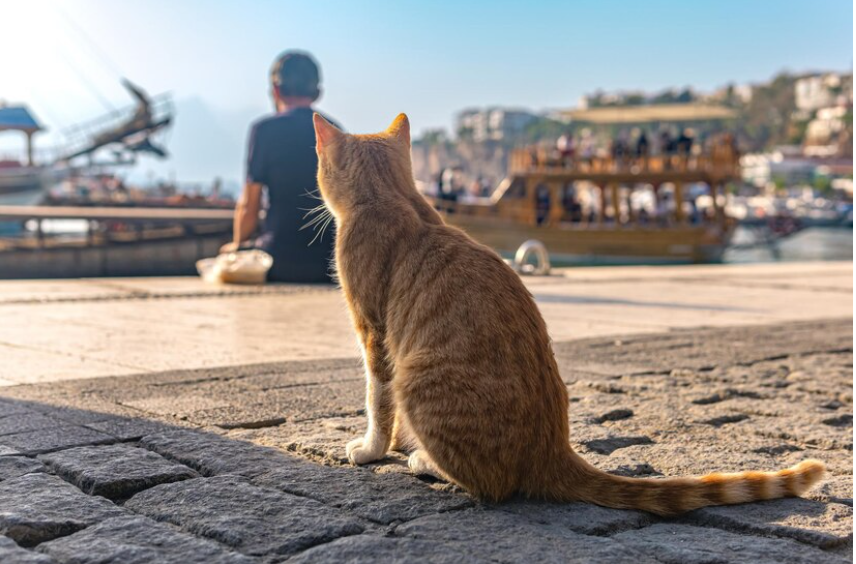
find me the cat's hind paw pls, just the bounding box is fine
[408,449,444,479]
[346,437,385,465]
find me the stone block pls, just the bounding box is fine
[0,426,115,456]
[684,497,853,549]
[614,523,850,564]
[0,473,125,546]
[288,534,492,563]
[125,475,364,558]
[0,536,55,564]
[396,509,658,563]
[38,516,253,564]
[0,456,46,482]
[254,464,472,525]
[39,444,198,501]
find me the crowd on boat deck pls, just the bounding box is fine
[546,127,738,169]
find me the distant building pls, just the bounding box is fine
[804,106,850,156]
[794,73,848,112]
[455,108,538,142]
[732,84,754,104]
[741,148,816,188]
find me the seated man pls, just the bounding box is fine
[222,50,339,283]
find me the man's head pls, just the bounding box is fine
[270,50,321,111]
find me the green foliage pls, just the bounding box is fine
[813,174,833,194]
[522,118,567,143]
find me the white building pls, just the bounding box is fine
[795,73,845,112]
[456,108,538,142]
[741,149,816,188]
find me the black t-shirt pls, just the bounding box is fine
[246,107,338,283]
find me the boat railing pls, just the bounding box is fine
[0,205,232,250]
[57,93,174,161]
[508,142,740,179]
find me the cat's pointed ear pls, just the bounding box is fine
[314,113,344,153]
[386,113,410,145]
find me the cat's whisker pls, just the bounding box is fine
[308,213,334,245]
[300,203,329,220]
[300,208,332,230]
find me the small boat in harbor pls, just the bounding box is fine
[427,136,742,265]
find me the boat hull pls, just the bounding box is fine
[442,214,732,265]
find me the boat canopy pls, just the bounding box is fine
[0,106,42,134]
[561,103,736,125]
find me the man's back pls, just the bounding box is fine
[247,107,336,282]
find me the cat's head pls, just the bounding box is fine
[313,113,411,218]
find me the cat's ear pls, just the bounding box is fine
[386,113,410,145]
[314,113,344,153]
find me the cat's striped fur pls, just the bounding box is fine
[312,113,825,516]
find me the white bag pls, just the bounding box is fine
[196,249,273,285]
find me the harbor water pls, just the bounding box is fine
[723,227,853,264]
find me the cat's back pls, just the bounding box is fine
[387,221,549,358]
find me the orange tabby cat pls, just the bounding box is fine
[312,113,825,516]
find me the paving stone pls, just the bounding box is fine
[84,417,173,441]
[613,523,850,564]
[139,430,301,477]
[37,516,253,564]
[253,464,472,525]
[396,509,658,563]
[684,497,853,549]
[0,402,37,418]
[497,498,653,535]
[31,406,117,426]
[0,444,21,456]
[288,534,492,563]
[582,435,654,455]
[39,444,199,501]
[125,475,365,558]
[807,475,853,506]
[124,380,364,428]
[0,536,55,564]
[226,415,365,466]
[0,456,46,481]
[0,426,115,456]
[0,413,59,437]
[0,473,126,546]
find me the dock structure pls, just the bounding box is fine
[0,205,233,278]
[0,261,851,561]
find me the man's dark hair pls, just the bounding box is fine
[271,51,321,99]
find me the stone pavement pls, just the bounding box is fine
[0,261,850,384]
[0,313,852,562]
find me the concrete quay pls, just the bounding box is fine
[0,261,851,563]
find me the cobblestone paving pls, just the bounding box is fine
[0,319,851,563]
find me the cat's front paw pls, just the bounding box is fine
[346,437,384,465]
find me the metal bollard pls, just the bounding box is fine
[513,239,551,276]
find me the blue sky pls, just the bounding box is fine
[0,0,852,184]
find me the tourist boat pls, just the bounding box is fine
[427,138,742,265]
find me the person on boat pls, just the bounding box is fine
[222,50,340,283]
[556,133,575,167]
[634,129,650,166]
[677,128,694,157]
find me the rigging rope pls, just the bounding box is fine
[55,6,125,79]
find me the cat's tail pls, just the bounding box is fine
[538,448,825,516]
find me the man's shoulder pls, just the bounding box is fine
[252,110,340,132]
[249,113,293,136]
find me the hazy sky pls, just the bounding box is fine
[0,0,852,184]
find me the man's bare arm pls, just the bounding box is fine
[234,182,263,243]
[222,182,262,253]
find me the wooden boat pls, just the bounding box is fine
[427,137,741,265]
